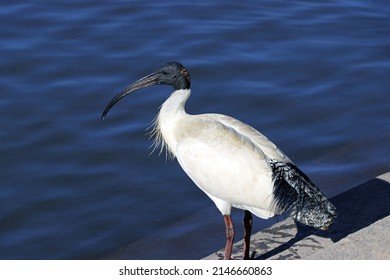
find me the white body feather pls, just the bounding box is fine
[154,89,292,219]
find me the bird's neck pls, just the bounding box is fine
[160,89,190,114]
[153,89,191,157]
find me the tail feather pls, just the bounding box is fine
[268,159,336,230]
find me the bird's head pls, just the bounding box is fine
[102,62,190,119]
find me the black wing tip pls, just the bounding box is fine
[296,201,337,230]
[269,159,337,230]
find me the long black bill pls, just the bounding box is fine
[101,72,160,119]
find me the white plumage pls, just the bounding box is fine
[102,62,336,260]
[156,89,278,219]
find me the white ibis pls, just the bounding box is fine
[102,62,336,260]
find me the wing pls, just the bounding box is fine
[173,113,336,227]
[205,114,336,228]
[205,114,291,163]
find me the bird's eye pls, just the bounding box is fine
[162,70,168,75]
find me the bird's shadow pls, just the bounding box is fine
[254,176,390,259]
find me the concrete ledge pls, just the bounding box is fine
[203,172,390,260]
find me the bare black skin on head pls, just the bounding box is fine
[102,62,190,119]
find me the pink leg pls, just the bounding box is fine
[223,215,235,260]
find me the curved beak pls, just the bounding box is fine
[101,71,160,119]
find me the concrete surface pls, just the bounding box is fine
[203,172,390,260]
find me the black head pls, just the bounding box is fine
[102,62,191,119]
[157,62,191,90]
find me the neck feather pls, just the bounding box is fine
[149,89,191,159]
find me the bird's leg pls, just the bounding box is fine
[243,210,253,260]
[223,215,235,260]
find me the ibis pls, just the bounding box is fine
[102,62,336,260]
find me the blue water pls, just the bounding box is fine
[0,0,389,259]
